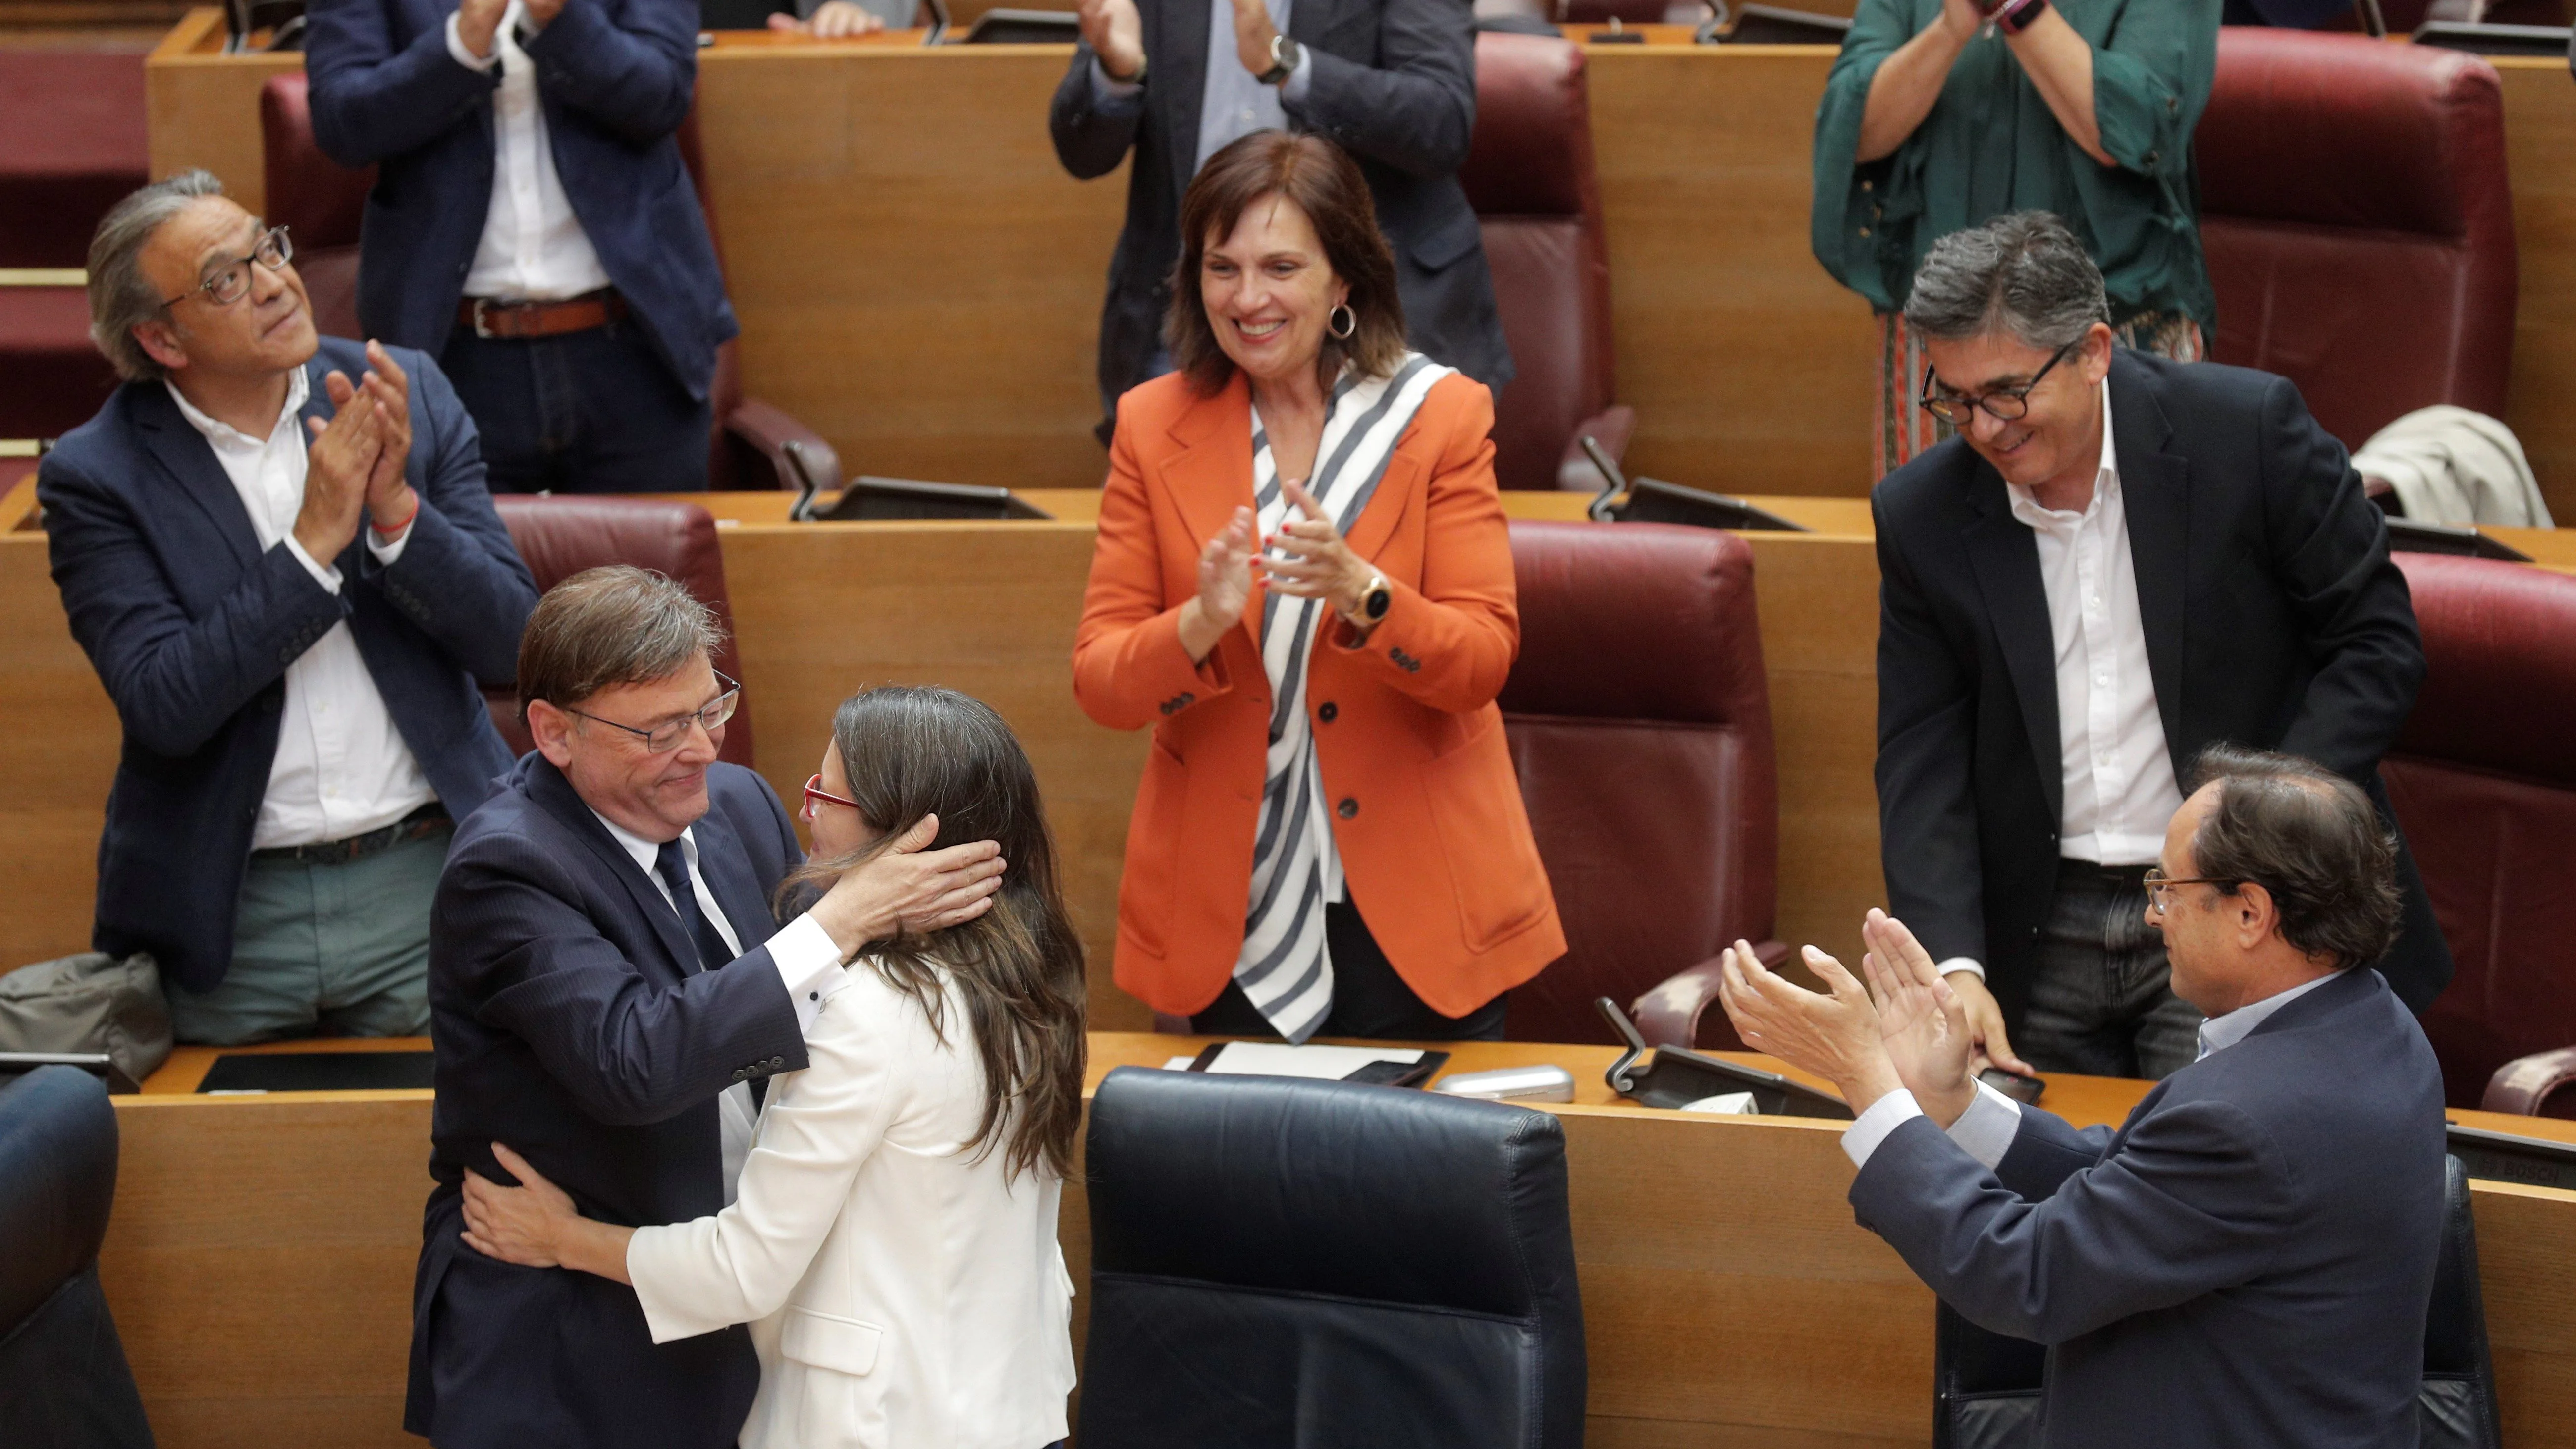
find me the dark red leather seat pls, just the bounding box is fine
[487,496,756,769]
[1460,32,1635,493]
[1498,521,1784,1046]
[2196,29,2515,452]
[259,73,837,493]
[2379,554,2576,1112]
[0,50,145,440]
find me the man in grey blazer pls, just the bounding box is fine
[1050,0,1511,428]
[1719,743,2448,1449]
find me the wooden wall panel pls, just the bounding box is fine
[1743,531,1881,970]
[2498,59,2576,527]
[714,520,1156,1030]
[693,47,1128,493]
[101,1095,431,1449]
[142,10,291,213]
[1589,48,1877,498]
[0,534,115,968]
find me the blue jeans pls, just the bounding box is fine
[439,317,711,494]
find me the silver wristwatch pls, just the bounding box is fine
[1256,33,1303,86]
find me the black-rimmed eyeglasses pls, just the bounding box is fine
[567,673,741,754]
[161,225,294,310]
[1919,338,2079,426]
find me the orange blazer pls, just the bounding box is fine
[1073,368,1566,1020]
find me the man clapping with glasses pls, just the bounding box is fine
[39,171,539,1045]
[1867,211,2450,1084]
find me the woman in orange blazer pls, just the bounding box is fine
[1073,131,1564,1043]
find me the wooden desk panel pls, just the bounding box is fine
[2498,59,2576,527]
[101,1031,2576,1449]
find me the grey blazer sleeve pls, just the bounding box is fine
[1849,1099,2297,1344]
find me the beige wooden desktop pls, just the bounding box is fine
[142,16,2576,519]
[102,1031,2576,1449]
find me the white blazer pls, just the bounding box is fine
[625,962,1076,1449]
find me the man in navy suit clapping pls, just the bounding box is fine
[41,171,537,1044]
[304,0,732,492]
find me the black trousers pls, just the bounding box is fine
[1189,901,1507,1042]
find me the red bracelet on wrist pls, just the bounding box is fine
[372,495,420,537]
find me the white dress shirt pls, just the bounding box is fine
[1086,0,1316,173]
[1941,379,2184,983]
[445,0,614,302]
[1840,974,2340,1172]
[588,809,849,1201]
[166,370,433,850]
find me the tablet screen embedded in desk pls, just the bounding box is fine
[197,1051,436,1093]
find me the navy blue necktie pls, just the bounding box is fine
[654,839,734,973]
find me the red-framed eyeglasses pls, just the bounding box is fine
[802,775,862,823]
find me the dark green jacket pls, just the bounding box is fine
[1812,0,2219,327]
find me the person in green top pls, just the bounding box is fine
[1813,0,2220,477]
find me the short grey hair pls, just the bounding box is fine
[515,567,726,726]
[1902,211,2111,351]
[88,169,228,383]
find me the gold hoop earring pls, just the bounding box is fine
[1328,304,1356,340]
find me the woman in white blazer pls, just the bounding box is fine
[458,686,1089,1449]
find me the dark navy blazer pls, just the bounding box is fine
[406,752,809,1449]
[1853,967,2449,1449]
[1872,350,2453,1025]
[37,338,536,994]
[302,0,737,401]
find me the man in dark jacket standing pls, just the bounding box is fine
[41,172,536,1043]
[304,0,734,491]
[1050,0,1512,426]
[1868,212,2449,1081]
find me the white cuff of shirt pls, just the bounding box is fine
[1278,48,1313,104]
[1937,956,1986,982]
[446,10,501,70]
[1840,1079,2024,1172]
[766,914,849,1037]
[365,521,412,565]
[282,534,343,594]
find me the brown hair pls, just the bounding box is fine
[1167,130,1407,395]
[515,566,723,726]
[781,686,1088,1182]
[2185,744,2402,971]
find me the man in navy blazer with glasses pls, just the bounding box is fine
[41,170,536,1044]
[304,0,733,492]
[1719,744,2448,1449]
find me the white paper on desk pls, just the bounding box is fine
[1197,1042,1426,1079]
[1679,1091,1759,1115]
[1162,1056,1201,1071]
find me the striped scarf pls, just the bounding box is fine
[1230,354,1452,1042]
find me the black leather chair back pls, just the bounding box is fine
[1932,1153,2500,1449]
[1078,1067,1586,1448]
[0,1066,152,1449]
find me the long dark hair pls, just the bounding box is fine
[782,686,1087,1181]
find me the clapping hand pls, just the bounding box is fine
[1228,0,1279,78]
[769,1,887,37]
[324,341,417,539]
[1857,909,1979,1125]
[1263,478,1376,623]
[1177,505,1257,662]
[1076,0,1145,80]
[294,374,384,565]
[456,0,507,56]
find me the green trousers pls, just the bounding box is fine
[165,826,449,1046]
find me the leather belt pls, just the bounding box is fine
[459,288,627,340]
[252,802,451,867]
